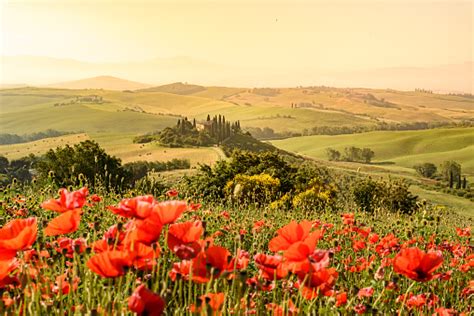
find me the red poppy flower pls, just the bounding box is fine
[109,195,156,219]
[393,247,443,282]
[51,273,80,295]
[336,292,347,307]
[228,249,249,271]
[44,210,82,236]
[433,307,457,316]
[170,254,209,283]
[455,227,470,237]
[268,220,315,252]
[297,267,338,299]
[278,229,324,273]
[124,217,163,246]
[189,203,202,211]
[86,250,133,278]
[353,240,366,252]
[342,213,355,226]
[266,300,298,316]
[357,287,374,298]
[127,242,161,270]
[152,200,187,225]
[354,304,367,314]
[0,258,19,288]
[128,284,166,316]
[190,292,225,314]
[253,220,265,232]
[90,194,102,203]
[0,217,37,259]
[169,246,238,283]
[166,189,179,197]
[54,237,87,258]
[254,253,288,280]
[167,221,203,259]
[41,187,88,213]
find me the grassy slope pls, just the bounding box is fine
[0,133,223,167]
[3,86,472,137]
[271,127,474,175]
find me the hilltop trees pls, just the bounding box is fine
[135,115,242,148]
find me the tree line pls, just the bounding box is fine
[0,130,74,145]
[326,147,375,163]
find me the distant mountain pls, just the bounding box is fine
[47,75,151,91]
[1,55,472,93]
[140,82,206,95]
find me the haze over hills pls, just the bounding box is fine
[1,55,472,93]
[47,76,152,91]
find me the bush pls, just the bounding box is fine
[225,173,280,205]
[414,163,437,178]
[352,177,418,214]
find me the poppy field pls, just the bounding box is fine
[0,185,472,315]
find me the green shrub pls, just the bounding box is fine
[225,173,280,205]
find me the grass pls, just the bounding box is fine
[271,127,474,175]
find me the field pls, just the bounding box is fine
[0,184,472,315]
[271,127,474,175]
[0,133,225,167]
[2,85,473,136]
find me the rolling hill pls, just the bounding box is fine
[270,127,474,175]
[47,75,152,91]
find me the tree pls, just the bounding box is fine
[326,148,341,161]
[440,161,461,186]
[361,148,375,163]
[36,140,128,189]
[413,163,437,178]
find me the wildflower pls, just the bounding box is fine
[455,227,470,237]
[44,209,82,236]
[354,304,367,314]
[41,187,88,213]
[342,213,355,226]
[128,284,166,316]
[358,287,374,299]
[109,195,156,219]
[152,200,187,225]
[190,292,224,314]
[266,300,298,315]
[87,250,133,278]
[254,253,288,280]
[393,247,443,282]
[253,220,265,232]
[166,189,179,197]
[90,194,102,203]
[269,220,321,252]
[0,258,19,288]
[297,267,338,299]
[433,307,457,316]
[0,217,37,259]
[167,221,203,260]
[336,292,347,307]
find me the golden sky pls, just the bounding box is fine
[1,0,472,71]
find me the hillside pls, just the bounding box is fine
[2,85,472,137]
[47,75,152,91]
[271,127,474,175]
[139,82,206,95]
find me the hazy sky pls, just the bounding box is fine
[1,0,472,71]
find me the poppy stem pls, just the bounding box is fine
[398,281,416,316]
